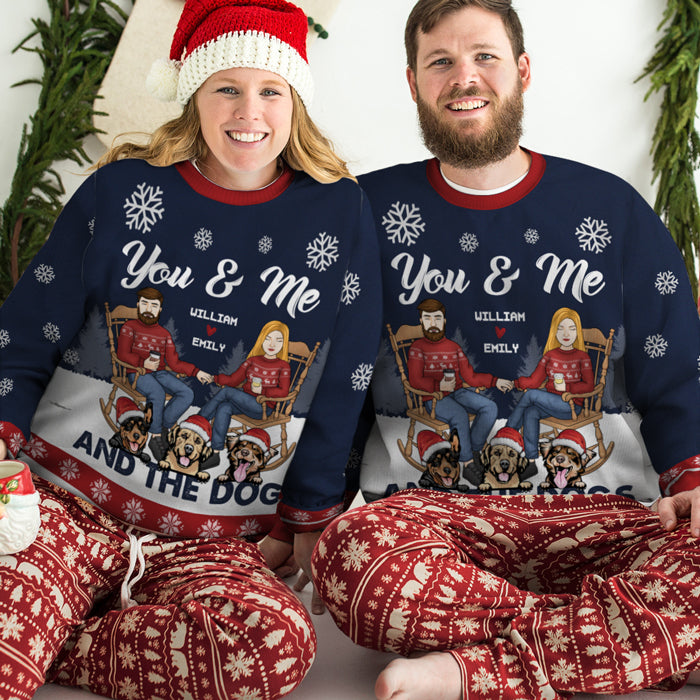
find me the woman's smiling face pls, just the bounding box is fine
[195,67,293,191]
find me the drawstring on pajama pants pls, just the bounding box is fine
[120,528,157,609]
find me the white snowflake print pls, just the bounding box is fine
[550,659,577,684]
[34,263,55,285]
[194,228,213,251]
[676,624,700,648]
[124,182,165,234]
[88,218,95,234]
[382,201,425,246]
[123,499,145,523]
[351,362,374,391]
[159,512,183,536]
[459,232,479,253]
[224,649,255,681]
[655,270,679,295]
[59,459,80,482]
[340,536,371,571]
[258,235,273,254]
[642,580,669,602]
[238,519,262,537]
[470,668,498,695]
[324,572,349,605]
[43,322,61,343]
[341,271,361,305]
[306,232,339,271]
[545,628,570,652]
[198,519,224,538]
[524,227,540,244]
[644,333,668,358]
[234,687,263,700]
[91,478,111,504]
[575,217,611,253]
[0,329,9,348]
[0,378,14,397]
[62,348,79,366]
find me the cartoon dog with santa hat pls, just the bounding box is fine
[109,397,153,463]
[158,414,216,482]
[221,428,277,485]
[539,428,595,491]
[480,427,533,492]
[0,461,41,556]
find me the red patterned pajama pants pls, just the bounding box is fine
[0,478,315,700]
[312,490,700,699]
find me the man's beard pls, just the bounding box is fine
[138,311,160,326]
[416,83,524,169]
[423,326,445,342]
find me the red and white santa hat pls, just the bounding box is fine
[115,397,145,425]
[551,429,586,455]
[180,414,213,445]
[147,0,313,107]
[240,428,272,456]
[489,427,525,455]
[417,430,452,464]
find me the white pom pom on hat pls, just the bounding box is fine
[145,58,182,102]
[146,0,313,107]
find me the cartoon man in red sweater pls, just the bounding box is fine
[117,287,213,460]
[407,298,511,483]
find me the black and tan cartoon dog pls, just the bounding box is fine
[416,429,462,491]
[109,398,153,463]
[158,415,216,482]
[479,427,532,492]
[539,429,595,491]
[219,428,277,485]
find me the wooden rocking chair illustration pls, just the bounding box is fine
[537,327,616,475]
[387,323,482,471]
[224,340,320,471]
[100,303,184,432]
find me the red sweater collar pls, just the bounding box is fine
[175,160,295,205]
[426,150,546,210]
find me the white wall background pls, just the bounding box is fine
[0,0,698,211]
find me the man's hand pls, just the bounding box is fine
[655,486,700,537]
[197,371,214,385]
[294,531,325,615]
[496,378,513,393]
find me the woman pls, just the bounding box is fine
[0,1,380,698]
[506,307,594,466]
[199,320,292,461]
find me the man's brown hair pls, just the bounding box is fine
[417,298,446,317]
[405,0,526,71]
[137,287,164,305]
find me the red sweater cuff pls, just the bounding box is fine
[277,501,344,533]
[267,514,294,544]
[659,455,700,496]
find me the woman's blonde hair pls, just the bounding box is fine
[247,320,290,362]
[97,88,354,184]
[543,307,586,354]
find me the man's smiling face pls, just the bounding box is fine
[407,5,531,169]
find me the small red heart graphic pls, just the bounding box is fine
[207,325,217,336]
[495,326,506,338]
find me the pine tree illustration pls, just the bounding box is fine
[69,305,111,378]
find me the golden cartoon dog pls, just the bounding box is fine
[158,415,215,482]
[479,427,532,492]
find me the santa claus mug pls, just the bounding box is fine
[0,460,41,556]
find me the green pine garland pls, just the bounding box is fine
[0,0,130,303]
[638,0,700,302]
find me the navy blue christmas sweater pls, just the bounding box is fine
[0,158,381,538]
[355,152,700,502]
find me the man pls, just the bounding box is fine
[408,298,511,482]
[117,286,212,459]
[312,2,700,698]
